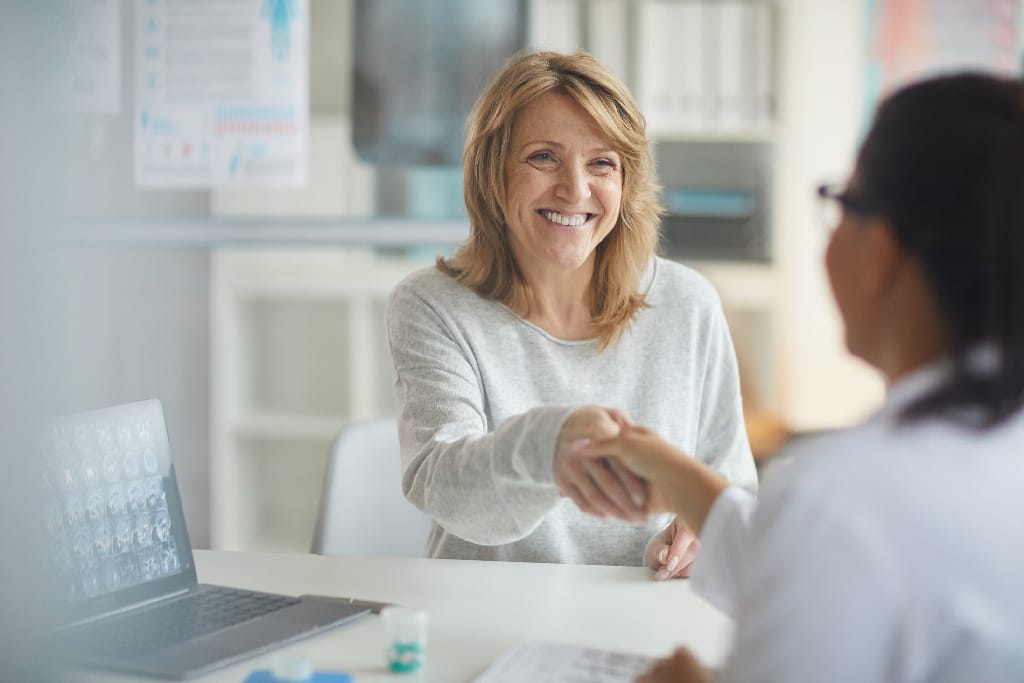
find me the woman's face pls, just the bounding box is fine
[825,176,878,361]
[502,91,623,281]
[825,207,862,355]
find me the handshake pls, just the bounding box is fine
[554,406,728,581]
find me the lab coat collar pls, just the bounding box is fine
[879,360,951,418]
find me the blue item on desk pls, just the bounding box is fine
[242,670,352,683]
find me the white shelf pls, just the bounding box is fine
[210,247,423,552]
[55,217,470,248]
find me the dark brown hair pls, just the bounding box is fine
[857,72,1024,427]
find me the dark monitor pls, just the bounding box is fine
[352,0,529,166]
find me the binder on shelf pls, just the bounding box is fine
[634,0,775,136]
[675,0,706,129]
[587,0,630,84]
[710,0,750,128]
[536,0,581,53]
[750,1,775,126]
[637,0,677,130]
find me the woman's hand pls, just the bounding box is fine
[647,517,700,580]
[575,424,686,514]
[554,406,648,522]
[575,422,729,538]
[637,647,710,683]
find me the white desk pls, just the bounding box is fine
[79,550,733,682]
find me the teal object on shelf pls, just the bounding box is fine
[665,189,757,218]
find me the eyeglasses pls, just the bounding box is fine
[816,183,879,230]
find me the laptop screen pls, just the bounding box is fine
[40,399,197,626]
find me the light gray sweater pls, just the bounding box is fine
[386,256,757,565]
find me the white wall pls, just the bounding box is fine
[57,0,214,547]
[773,0,885,430]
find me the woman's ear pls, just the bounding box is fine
[859,216,908,300]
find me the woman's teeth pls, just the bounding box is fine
[542,210,588,227]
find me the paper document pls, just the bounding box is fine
[473,641,654,683]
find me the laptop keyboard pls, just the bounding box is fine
[58,586,300,658]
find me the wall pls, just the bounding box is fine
[50,246,212,547]
[59,0,213,547]
[774,0,886,430]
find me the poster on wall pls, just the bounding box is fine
[865,0,1020,121]
[134,0,308,188]
[61,0,122,115]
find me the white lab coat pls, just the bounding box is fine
[691,363,1024,682]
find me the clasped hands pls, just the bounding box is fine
[554,405,699,580]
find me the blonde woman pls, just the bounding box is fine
[386,50,757,570]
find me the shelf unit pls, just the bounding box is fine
[209,248,431,551]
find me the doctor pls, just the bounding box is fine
[580,72,1024,681]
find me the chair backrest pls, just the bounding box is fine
[311,416,432,556]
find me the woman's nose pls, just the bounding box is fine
[554,162,591,203]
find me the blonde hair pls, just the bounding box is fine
[437,50,662,349]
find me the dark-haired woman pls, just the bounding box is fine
[579,71,1024,681]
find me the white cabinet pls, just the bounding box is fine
[209,248,428,551]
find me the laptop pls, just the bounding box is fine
[39,399,370,679]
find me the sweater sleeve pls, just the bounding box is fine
[694,298,758,494]
[386,276,572,546]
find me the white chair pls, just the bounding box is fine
[311,416,432,557]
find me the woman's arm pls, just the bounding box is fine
[693,302,758,495]
[387,278,644,545]
[388,281,566,544]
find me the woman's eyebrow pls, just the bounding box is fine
[518,139,564,150]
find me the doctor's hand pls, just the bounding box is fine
[554,406,647,523]
[647,517,699,581]
[637,647,710,683]
[574,423,706,515]
[575,423,730,553]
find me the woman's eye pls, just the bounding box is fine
[527,151,556,165]
[590,159,617,174]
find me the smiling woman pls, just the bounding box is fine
[385,50,757,574]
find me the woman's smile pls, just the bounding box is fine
[538,209,596,229]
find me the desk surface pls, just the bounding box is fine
[79,550,733,683]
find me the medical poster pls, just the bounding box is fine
[63,0,122,114]
[865,0,1020,119]
[134,0,308,187]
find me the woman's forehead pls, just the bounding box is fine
[509,92,613,146]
